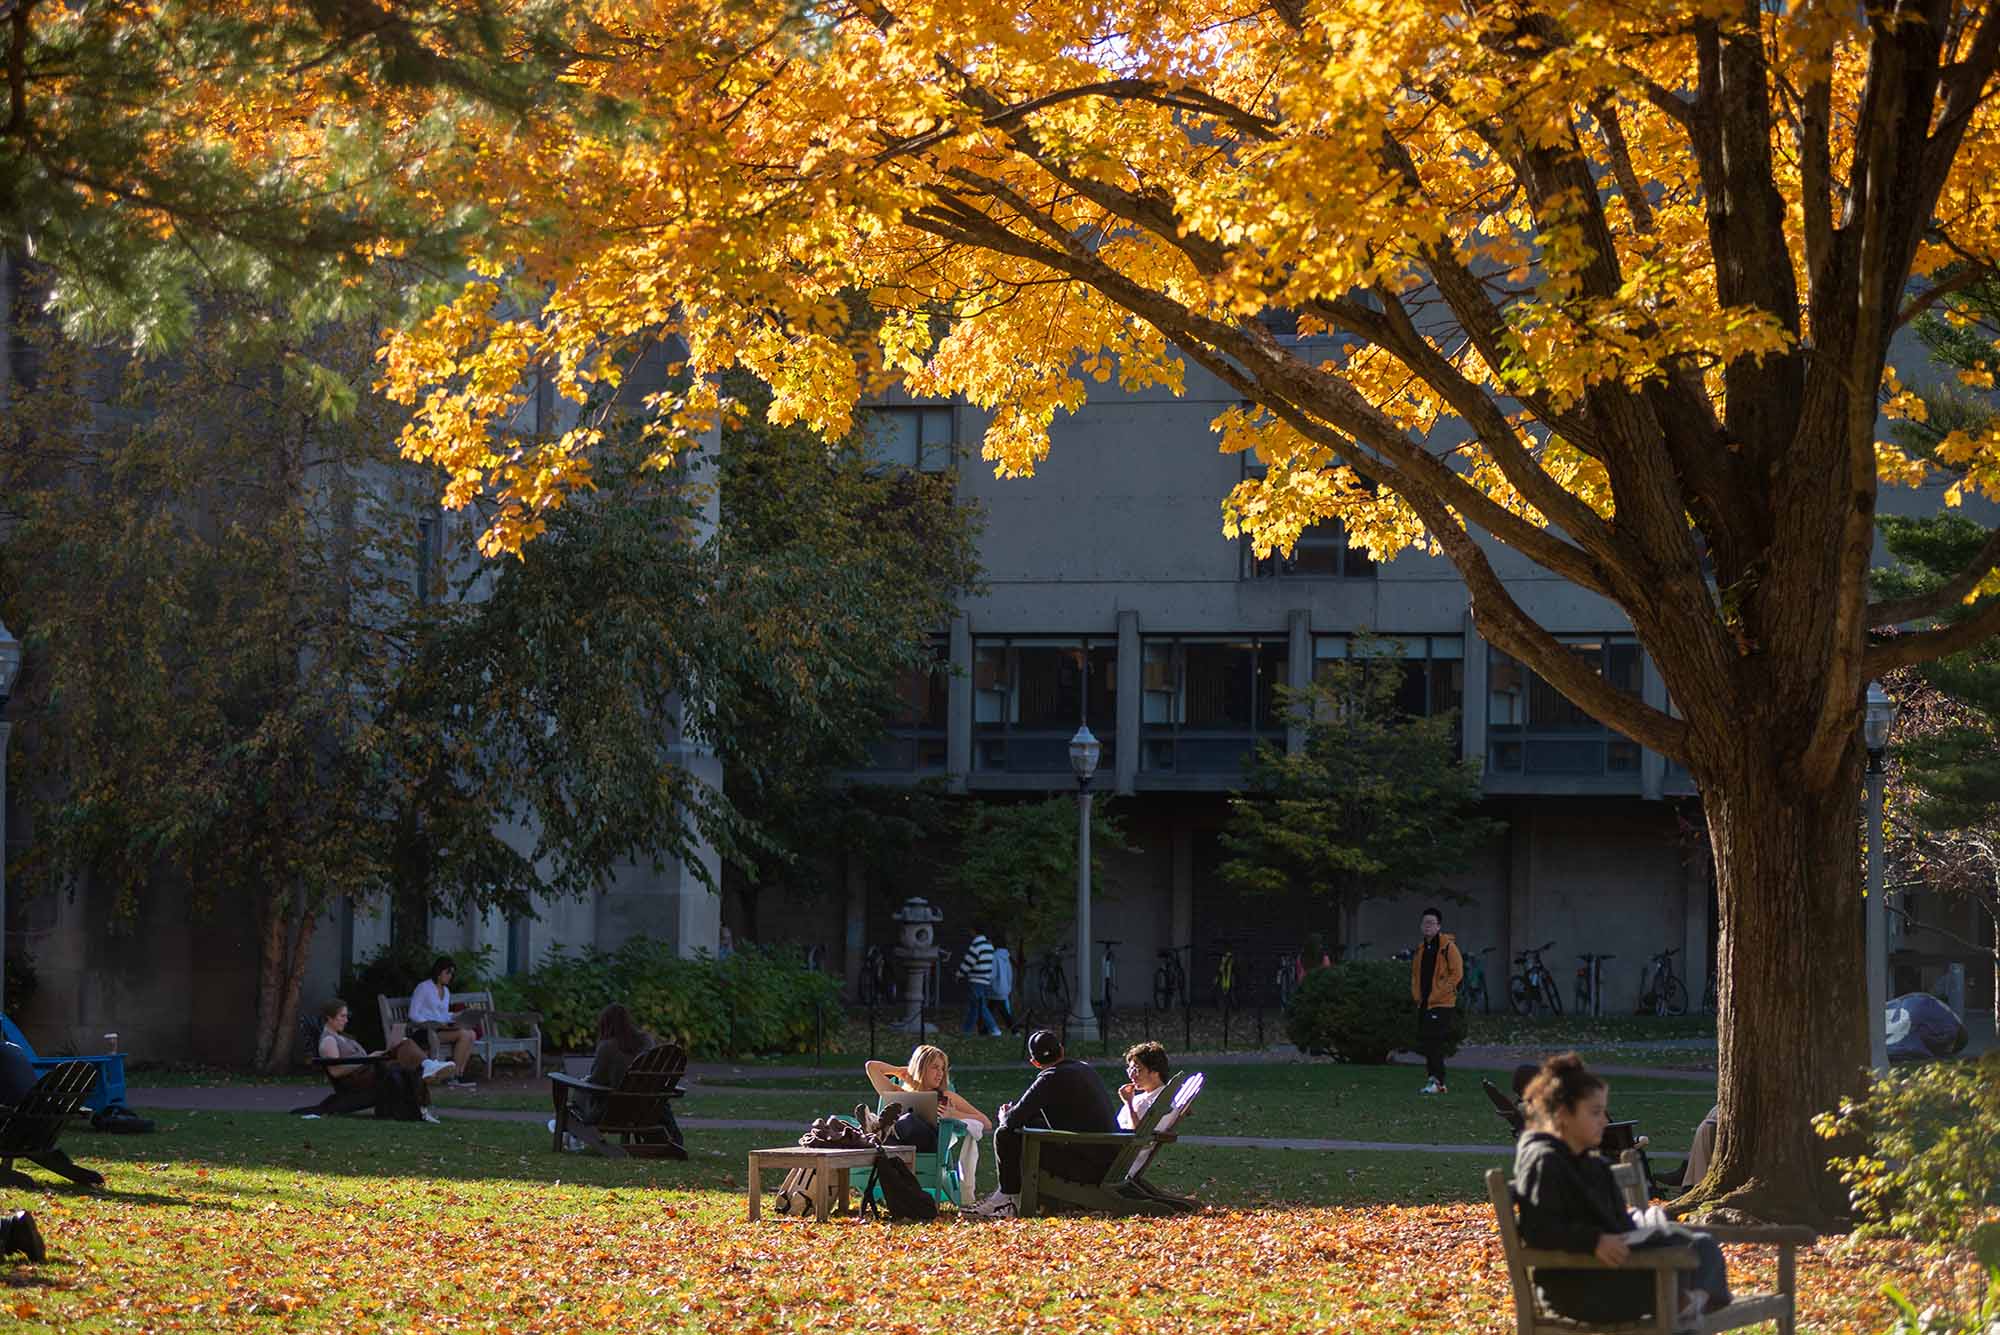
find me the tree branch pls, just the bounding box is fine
[1867,525,2000,626]
[1865,593,2000,674]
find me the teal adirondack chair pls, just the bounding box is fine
[837,1095,976,1206]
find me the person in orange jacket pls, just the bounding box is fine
[1411,907,1463,1095]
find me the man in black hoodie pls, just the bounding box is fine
[970,1029,1117,1218]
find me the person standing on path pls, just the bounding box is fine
[988,942,1017,1033]
[957,930,1002,1036]
[1412,906,1463,1095]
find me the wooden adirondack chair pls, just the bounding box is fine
[1017,1070,1206,1216]
[547,1042,688,1160]
[1486,1157,1811,1335]
[0,1061,99,1189]
[2,1013,126,1116]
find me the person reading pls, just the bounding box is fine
[315,998,444,1124]
[1117,1041,1170,1130]
[408,955,482,1086]
[970,1029,1117,1219]
[1511,1053,1732,1327]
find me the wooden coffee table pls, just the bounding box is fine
[746,1144,917,1221]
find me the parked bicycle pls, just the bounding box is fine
[1097,939,1120,1019]
[1153,944,1191,1012]
[857,944,898,1006]
[1573,952,1616,1017]
[1459,945,1494,1014]
[1274,949,1302,1009]
[1212,939,1239,1012]
[1636,946,1688,1017]
[1035,946,1072,1014]
[1508,941,1562,1016]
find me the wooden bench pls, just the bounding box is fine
[378,991,543,1079]
[547,1042,688,1159]
[1486,1154,1812,1334]
[746,1145,917,1221]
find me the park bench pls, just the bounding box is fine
[1017,1070,1205,1216]
[1486,1152,1811,1335]
[0,1060,99,1188]
[377,991,543,1079]
[547,1042,688,1159]
[2,1013,127,1117]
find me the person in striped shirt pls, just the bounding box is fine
[956,931,1002,1036]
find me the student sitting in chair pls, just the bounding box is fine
[865,1043,991,1189]
[1512,1053,1732,1327]
[315,998,444,1124]
[970,1029,1117,1219]
[1117,1042,1171,1130]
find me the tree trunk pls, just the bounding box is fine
[1679,754,1868,1223]
[252,886,319,1073]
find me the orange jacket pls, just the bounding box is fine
[1411,932,1463,1008]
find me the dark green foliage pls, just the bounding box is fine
[485,939,843,1059]
[1283,961,1463,1065]
[946,797,1128,958]
[1221,636,1502,949]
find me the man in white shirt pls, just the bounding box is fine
[1117,1041,1171,1130]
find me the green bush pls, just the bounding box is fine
[1284,961,1465,1064]
[1875,1223,2000,1333]
[486,938,842,1060]
[1814,1052,2000,1252]
[336,942,496,1051]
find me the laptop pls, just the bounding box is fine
[884,1089,941,1125]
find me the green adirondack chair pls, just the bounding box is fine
[1017,1070,1205,1216]
[836,1096,975,1206]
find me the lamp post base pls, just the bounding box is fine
[1068,1014,1099,1043]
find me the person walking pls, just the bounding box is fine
[957,930,1002,1036]
[988,942,1017,1033]
[1411,906,1463,1095]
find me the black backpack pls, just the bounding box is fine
[863,1149,938,1222]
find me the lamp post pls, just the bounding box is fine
[1863,680,1898,1076]
[1068,724,1101,1042]
[0,616,21,1015]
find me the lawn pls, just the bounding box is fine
[6,1108,1977,1335]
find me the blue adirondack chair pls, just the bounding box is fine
[2,1014,127,1116]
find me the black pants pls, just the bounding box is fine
[995,1124,1117,1195]
[1417,1007,1452,1083]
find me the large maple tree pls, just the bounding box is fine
[17,0,2000,1220]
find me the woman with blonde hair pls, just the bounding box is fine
[865,1044,992,1196]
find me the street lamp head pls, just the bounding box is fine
[1863,680,1897,757]
[1067,724,1101,784]
[0,616,20,709]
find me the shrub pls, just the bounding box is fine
[336,942,496,1051]
[1875,1223,2000,1334]
[1814,1053,2000,1253]
[486,938,842,1060]
[1284,961,1464,1063]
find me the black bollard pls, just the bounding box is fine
[1256,1005,1264,1048]
[815,1002,824,1067]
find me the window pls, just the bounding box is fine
[1486,637,1645,775]
[973,638,1116,772]
[1313,635,1465,720]
[861,406,955,471]
[1140,637,1288,773]
[868,639,950,771]
[1247,521,1377,579]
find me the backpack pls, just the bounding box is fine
[862,1148,938,1222]
[373,1066,427,1122]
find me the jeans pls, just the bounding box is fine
[962,981,1000,1035]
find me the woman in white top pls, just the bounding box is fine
[865,1044,992,1199]
[409,956,477,1082]
[1117,1041,1171,1130]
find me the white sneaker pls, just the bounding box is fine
[971,1192,1018,1218]
[1419,1079,1442,1095]
[421,1060,455,1081]
[419,1108,441,1124]
[546,1118,559,1134]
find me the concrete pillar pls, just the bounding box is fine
[1171,826,1195,954]
[844,852,867,999]
[1461,609,1488,767]
[1287,608,1313,754]
[948,613,972,794]
[1641,650,1668,800]
[1115,610,1140,795]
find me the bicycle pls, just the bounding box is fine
[1097,939,1120,1019]
[1274,949,1302,1009]
[1212,940,1239,1012]
[1035,947,1072,1015]
[1636,946,1688,1017]
[1459,945,1494,1014]
[1573,952,1616,1017]
[857,944,898,1006]
[1152,944,1191,1012]
[1508,941,1562,1016]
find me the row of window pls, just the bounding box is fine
[871,633,1647,779]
